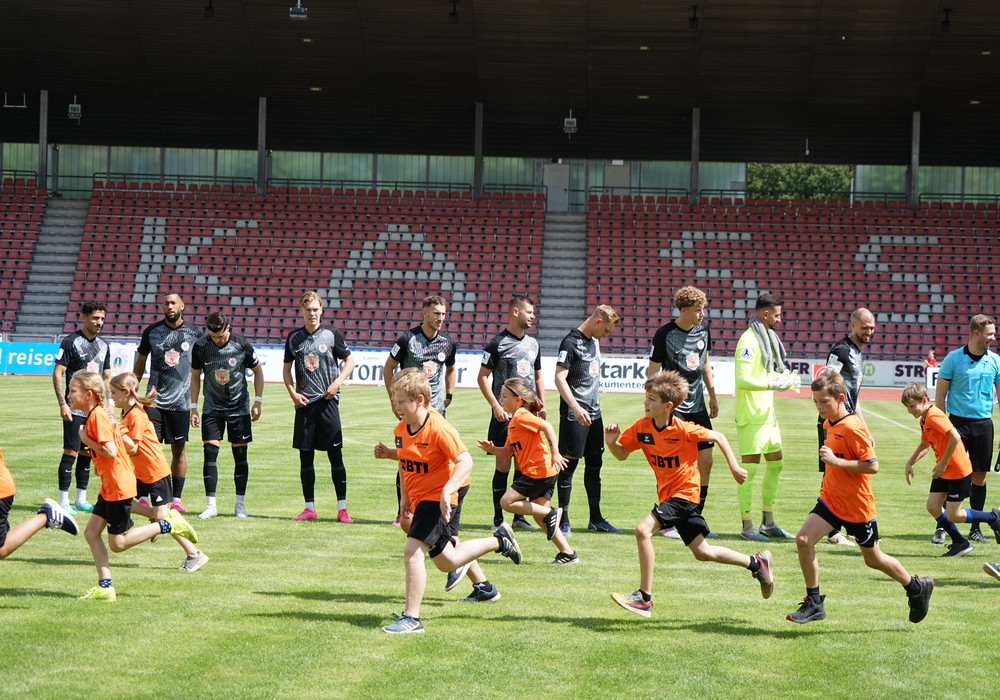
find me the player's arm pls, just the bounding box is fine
[478,366,507,422]
[540,418,566,470]
[703,356,719,419]
[931,429,962,479]
[477,439,512,458]
[325,353,354,400]
[819,446,878,474]
[933,377,950,412]
[283,362,308,408]
[904,440,932,484]
[373,441,398,460]
[383,355,400,401]
[132,352,149,380]
[444,363,457,408]
[603,423,630,461]
[250,364,264,421]
[555,365,591,426]
[78,427,116,458]
[189,368,202,427]
[647,360,661,379]
[734,341,771,391]
[533,368,546,417]
[441,451,473,521]
[706,429,747,484]
[52,364,72,422]
[120,429,139,456]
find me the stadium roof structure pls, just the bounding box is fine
[3,0,1000,165]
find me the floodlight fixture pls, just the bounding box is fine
[290,0,308,20]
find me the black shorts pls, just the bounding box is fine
[448,484,470,538]
[93,496,134,535]
[651,497,710,545]
[136,476,173,506]
[558,406,605,460]
[674,410,715,451]
[509,473,556,502]
[487,415,510,446]
[929,473,972,502]
[951,415,994,473]
[408,499,456,558]
[293,398,343,451]
[0,495,12,549]
[811,499,880,548]
[146,406,191,444]
[63,414,86,452]
[202,413,253,444]
[817,417,827,473]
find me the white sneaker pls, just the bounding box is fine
[198,505,218,520]
[179,550,210,572]
[234,502,248,518]
[827,531,856,546]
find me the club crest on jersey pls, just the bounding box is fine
[304,354,320,372]
[437,352,446,362]
[87,361,100,373]
[214,369,230,384]
[228,357,238,367]
[319,344,328,353]
[589,360,599,377]
[637,432,655,445]
[164,349,181,367]
[741,347,753,360]
[181,342,190,351]
[685,352,700,371]
[696,340,705,350]
[517,359,531,377]
[423,360,436,378]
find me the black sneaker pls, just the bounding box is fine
[543,507,562,541]
[907,576,933,623]
[969,529,987,544]
[494,522,522,565]
[445,561,471,591]
[458,583,501,603]
[941,541,973,557]
[787,595,826,624]
[512,515,538,531]
[989,508,1000,544]
[552,551,580,565]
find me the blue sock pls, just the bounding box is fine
[98,578,113,589]
[963,508,997,524]
[936,512,965,542]
[159,519,172,534]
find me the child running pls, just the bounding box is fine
[72,372,197,601]
[110,373,208,572]
[0,446,78,561]
[901,382,1000,556]
[605,371,773,618]
[787,370,933,624]
[478,378,578,564]
[373,368,522,633]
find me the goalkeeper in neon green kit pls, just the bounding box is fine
[734,293,799,542]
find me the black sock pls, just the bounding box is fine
[299,450,316,502]
[57,453,75,492]
[970,483,987,529]
[558,459,578,510]
[203,443,219,495]
[639,589,651,602]
[807,586,822,603]
[491,470,508,524]
[748,555,761,574]
[232,445,249,495]
[172,475,186,500]
[75,454,92,490]
[328,447,347,500]
[583,455,604,522]
[475,580,492,591]
[904,576,921,596]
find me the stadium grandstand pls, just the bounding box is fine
[3,0,1000,360]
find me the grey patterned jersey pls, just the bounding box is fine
[56,331,111,417]
[825,336,865,414]
[556,329,602,421]
[284,325,352,404]
[389,326,456,412]
[191,332,260,416]
[481,329,541,398]
[648,320,712,415]
[137,320,202,411]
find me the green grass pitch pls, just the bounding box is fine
[1,375,999,698]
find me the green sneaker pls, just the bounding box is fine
[165,509,199,544]
[80,586,116,602]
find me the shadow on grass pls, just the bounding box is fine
[249,610,385,628]
[255,589,411,605]
[924,575,999,590]
[10,557,93,567]
[0,587,82,599]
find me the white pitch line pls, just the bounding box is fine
[863,407,919,434]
